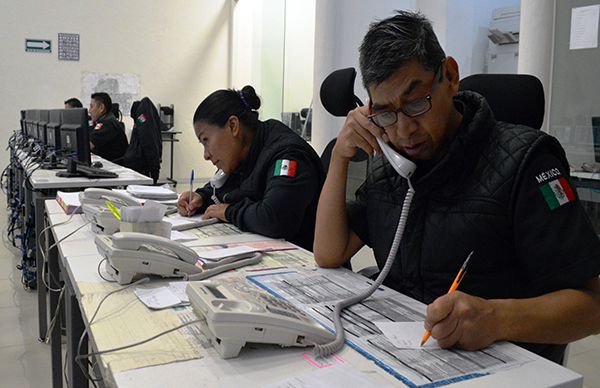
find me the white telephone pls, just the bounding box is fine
[95,232,262,285]
[186,279,335,358]
[376,138,416,179]
[79,188,141,208]
[314,136,417,357]
[210,169,228,204]
[80,188,141,235]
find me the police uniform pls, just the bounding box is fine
[347,91,600,363]
[89,112,128,162]
[195,119,324,251]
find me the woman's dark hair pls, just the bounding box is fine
[193,85,261,129]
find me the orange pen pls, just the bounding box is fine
[420,250,474,347]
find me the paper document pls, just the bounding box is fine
[170,230,196,242]
[375,321,440,349]
[570,5,600,50]
[165,213,219,231]
[249,269,533,387]
[127,184,178,200]
[134,286,184,309]
[196,245,258,261]
[262,364,381,388]
[121,200,167,223]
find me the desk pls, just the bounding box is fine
[44,199,583,388]
[160,129,181,186]
[11,149,154,342]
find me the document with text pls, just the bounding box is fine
[248,269,533,387]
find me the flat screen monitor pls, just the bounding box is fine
[36,109,49,144]
[46,110,62,149]
[20,110,26,136]
[60,108,91,166]
[593,117,600,163]
[25,110,38,140]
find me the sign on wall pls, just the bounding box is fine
[58,33,80,61]
[25,39,51,53]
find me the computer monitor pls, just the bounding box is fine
[46,110,62,150]
[60,108,91,166]
[25,110,38,140]
[19,110,26,136]
[593,117,600,163]
[36,109,49,145]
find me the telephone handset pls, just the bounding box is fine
[210,169,228,204]
[314,135,418,357]
[79,188,141,208]
[112,232,198,263]
[376,138,416,179]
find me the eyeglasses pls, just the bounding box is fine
[368,60,445,128]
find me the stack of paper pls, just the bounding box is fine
[56,191,83,214]
[126,185,178,200]
[164,213,218,231]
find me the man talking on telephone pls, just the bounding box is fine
[313,10,600,364]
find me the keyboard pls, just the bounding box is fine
[76,164,118,178]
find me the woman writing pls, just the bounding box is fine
[177,86,324,251]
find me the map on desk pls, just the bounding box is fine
[247,269,533,388]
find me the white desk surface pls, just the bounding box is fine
[44,201,583,388]
[18,151,152,189]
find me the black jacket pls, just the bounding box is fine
[89,112,128,162]
[122,97,162,182]
[348,92,600,363]
[196,119,324,251]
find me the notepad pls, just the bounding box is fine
[164,213,219,231]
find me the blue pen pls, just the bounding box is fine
[188,169,195,216]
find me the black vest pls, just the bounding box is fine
[360,92,568,303]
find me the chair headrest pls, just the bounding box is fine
[320,67,363,117]
[459,74,545,129]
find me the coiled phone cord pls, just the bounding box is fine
[313,181,415,357]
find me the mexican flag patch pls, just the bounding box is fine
[94,123,103,130]
[274,159,297,177]
[137,114,147,124]
[539,177,576,210]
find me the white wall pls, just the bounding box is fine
[0,0,232,182]
[311,0,522,155]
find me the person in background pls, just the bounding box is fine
[64,97,83,109]
[88,92,128,162]
[313,10,600,363]
[176,85,324,251]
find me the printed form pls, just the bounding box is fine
[248,269,533,387]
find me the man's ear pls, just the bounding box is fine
[444,56,460,95]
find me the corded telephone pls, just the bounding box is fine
[80,188,141,234]
[79,188,141,207]
[210,169,228,204]
[314,136,417,356]
[186,279,336,358]
[95,232,262,285]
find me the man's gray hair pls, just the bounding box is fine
[359,10,446,90]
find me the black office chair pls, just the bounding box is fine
[121,97,163,184]
[319,67,376,277]
[319,68,369,199]
[459,73,545,129]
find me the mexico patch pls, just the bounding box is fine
[274,159,297,177]
[94,123,103,130]
[539,177,576,210]
[137,114,147,124]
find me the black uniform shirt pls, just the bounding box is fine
[195,119,324,251]
[90,112,128,162]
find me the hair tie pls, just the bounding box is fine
[238,91,251,110]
